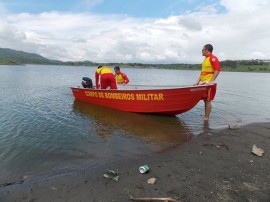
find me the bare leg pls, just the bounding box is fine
[204,100,212,121]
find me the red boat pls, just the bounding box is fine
[71,84,214,116]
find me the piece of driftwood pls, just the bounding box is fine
[129,195,178,202]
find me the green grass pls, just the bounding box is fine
[0,59,18,65]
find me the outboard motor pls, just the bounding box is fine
[82,77,93,88]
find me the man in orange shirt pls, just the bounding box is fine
[95,66,117,89]
[114,66,129,84]
[194,44,220,121]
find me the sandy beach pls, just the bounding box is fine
[1,122,270,202]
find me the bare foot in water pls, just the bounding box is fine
[204,117,209,121]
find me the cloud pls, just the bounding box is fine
[178,16,202,31]
[1,1,270,63]
[220,0,270,12]
[0,18,28,49]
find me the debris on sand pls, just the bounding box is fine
[103,169,119,181]
[129,195,177,201]
[252,144,264,157]
[228,122,239,130]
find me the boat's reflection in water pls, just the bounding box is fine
[73,100,193,148]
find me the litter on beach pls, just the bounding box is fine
[129,195,177,201]
[251,144,264,157]
[103,169,119,181]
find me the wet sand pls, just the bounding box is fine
[1,122,270,202]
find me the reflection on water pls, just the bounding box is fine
[73,100,192,145]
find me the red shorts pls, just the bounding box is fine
[204,83,217,101]
[100,73,117,89]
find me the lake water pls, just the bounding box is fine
[0,65,270,183]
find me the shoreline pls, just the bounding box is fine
[1,122,270,202]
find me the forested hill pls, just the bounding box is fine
[0,48,94,66]
[0,48,58,64]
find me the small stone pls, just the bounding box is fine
[228,122,239,130]
[22,175,28,180]
[147,178,156,184]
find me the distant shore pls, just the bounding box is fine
[2,63,270,73]
[1,47,270,72]
[1,121,269,202]
[1,60,270,73]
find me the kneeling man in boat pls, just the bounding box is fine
[114,66,129,85]
[194,44,220,121]
[95,66,117,89]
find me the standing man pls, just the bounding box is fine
[195,44,220,121]
[114,66,129,84]
[95,66,117,89]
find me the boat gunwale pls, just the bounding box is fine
[71,84,213,91]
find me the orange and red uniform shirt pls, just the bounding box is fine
[200,53,220,82]
[115,72,129,84]
[201,53,220,101]
[95,66,117,89]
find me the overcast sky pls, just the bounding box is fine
[1,0,270,63]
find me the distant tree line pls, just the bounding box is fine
[1,47,270,72]
[220,59,270,72]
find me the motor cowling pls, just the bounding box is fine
[81,77,93,88]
